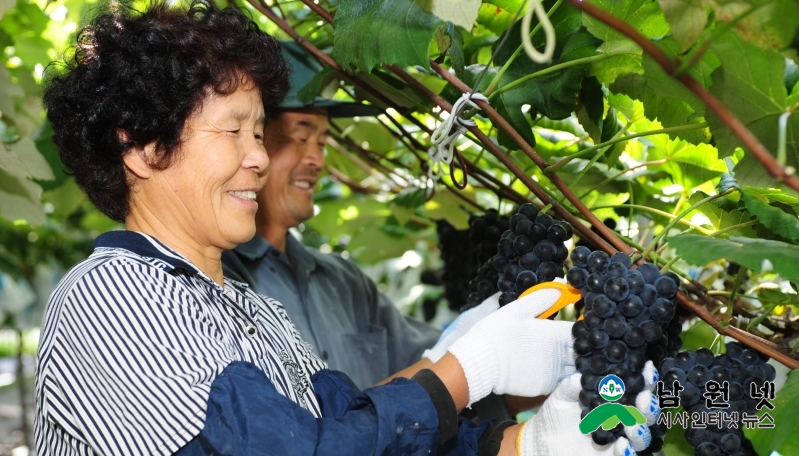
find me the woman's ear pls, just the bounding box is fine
[119,129,157,179]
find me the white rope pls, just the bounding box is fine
[428,92,489,183]
[521,0,556,64]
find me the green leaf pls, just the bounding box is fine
[583,0,670,84]
[661,416,694,456]
[477,0,525,35]
[657,0,707,51]
[0,169,44,225]
[0,66,24,120]
[490,5,602,149]
[687,191,756,236]
[745,369,799,455]
[715,0,799,51]
[708,31,799,169]
[32,120,69,191]
[668,233,799,281]
[745,187,799,212]
[732,153,799,198]
[680,319,718,351]
[575,76,604,143]
[332,0,442,72]
[646,133,727,190]
[415,0,480,31]
[740,187,799,242]
[7,137,53,181]
[435,22,465,78]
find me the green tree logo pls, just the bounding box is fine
[579,375,646,434]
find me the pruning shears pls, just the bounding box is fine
[517,281,583,320]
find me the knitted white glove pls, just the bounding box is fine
[518,373,636,456]
[519,362,663,456]
[422,292,500,363]
[448,287,575,405]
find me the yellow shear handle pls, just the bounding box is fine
[518,281,583,320]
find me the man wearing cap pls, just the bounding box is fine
[221,41,443,391]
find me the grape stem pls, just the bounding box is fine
[725,266,747,324]
[590,204,714,235]
[640,189,736,262]
[487,53,611,99]
[578,159,668,200]
[546,123,707,174]
[659,255,681,273]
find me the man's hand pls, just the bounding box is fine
[422,292,501,363]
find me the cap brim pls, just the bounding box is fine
[278,98,383,118]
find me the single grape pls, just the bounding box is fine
[527,223,547,243]
[663,367,687,386]
[659,357,676,373]
[637,262,661,284]
[606,262,628,279]
[516,270,538,290]
[729,365,748,384]
[513,235,532,255]
[574,336,593,356]
[680,382,702,407]
[591,430,616,445]
[558,221,573,239]
[535,213,554,228]
[589,354,609,375]
[605,340,629,363]
[477,280,493,296]
[761,363,776,382]
[592,295,617,319]
[509,213,528,231]
[626,270,645,295]
[485,225,502,242]
[588,328,610,350]
[497,278,513,292]
[581,373,600,392]
[695,348,714,367]
[570,246,592,268]
[534,240,557,262]
[720,434,741,453]
[609,252,632,268]
[651,298,676,325]
[729,382,744,401]
[607,363,630,381]
[709,365,730,384]
[725,342,744,360]
[629,307,651,326]
[688,364,711,386]
[646,344,666,363]
[623,326,646,347]
[497,238,515,257]
[575,356,590,372]
[498,292,517,306]
[640,320,663,344]
[500,230,514,240]
[619,295,643,317]
[625,374,644,394]
[747,365,765,381]
[547,224,568,243]
[604,277,630,302]
[695,442,721,456]
[603,315,628,339]
[583,311,603,330]
[627,351,646,372]
[654,276,678,298]
[519,252,540,271]
[586,273,606,293]
[572,320,588,339]
[740,349,759,366]
[515,219,533,236]
[536,261,560,282]
[674,351,697,371]
[586,251,609,273]
[518,203,538,219]
[553,244,569,262]
[583,292,600,311]
[639,284,658,306]
[567,267,589,288]
[663,271,680,287]
[503,263,521,278]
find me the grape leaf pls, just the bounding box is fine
[435,22,465,78]
[582,0,670,84]
[415,0,481,31]
[575,76,604,143]
[668,234,799,281]
[745,369,799,456]
[489,4,602,149]
[713,0,799,50]
[708,31,799,169]
[687,191,756,237]
[657,0,706,51]
[332,0,442,72]
[0,169,45,225]
[477,0,525,35]
[740,187,799,242]
[745,187,799,212]
[733,153,799,199]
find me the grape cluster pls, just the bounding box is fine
[492,203,572,306]
[569,249,686,453]
[436,219,477,310]
[663,342,775,456]
[465,210,509,309]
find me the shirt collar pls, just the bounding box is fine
[233,232,317,272]
[93,230,199,273]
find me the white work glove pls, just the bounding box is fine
[518,362,663,456]
[448,287,575,405]
[423,292,500,363]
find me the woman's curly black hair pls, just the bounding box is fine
[44,1,291,222]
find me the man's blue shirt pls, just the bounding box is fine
[222,233,441,388]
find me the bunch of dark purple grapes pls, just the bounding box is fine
[569,249,687,453]
[436,219,477,310]
[663,343,775,456]
[464,210,509,310]
[492,203,572,306]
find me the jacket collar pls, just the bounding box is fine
[93,230,199,273]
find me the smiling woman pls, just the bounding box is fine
[32,2,589,455]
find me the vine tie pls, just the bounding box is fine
[427,91,489,185]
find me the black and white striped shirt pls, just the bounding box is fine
[35,231,326,455]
